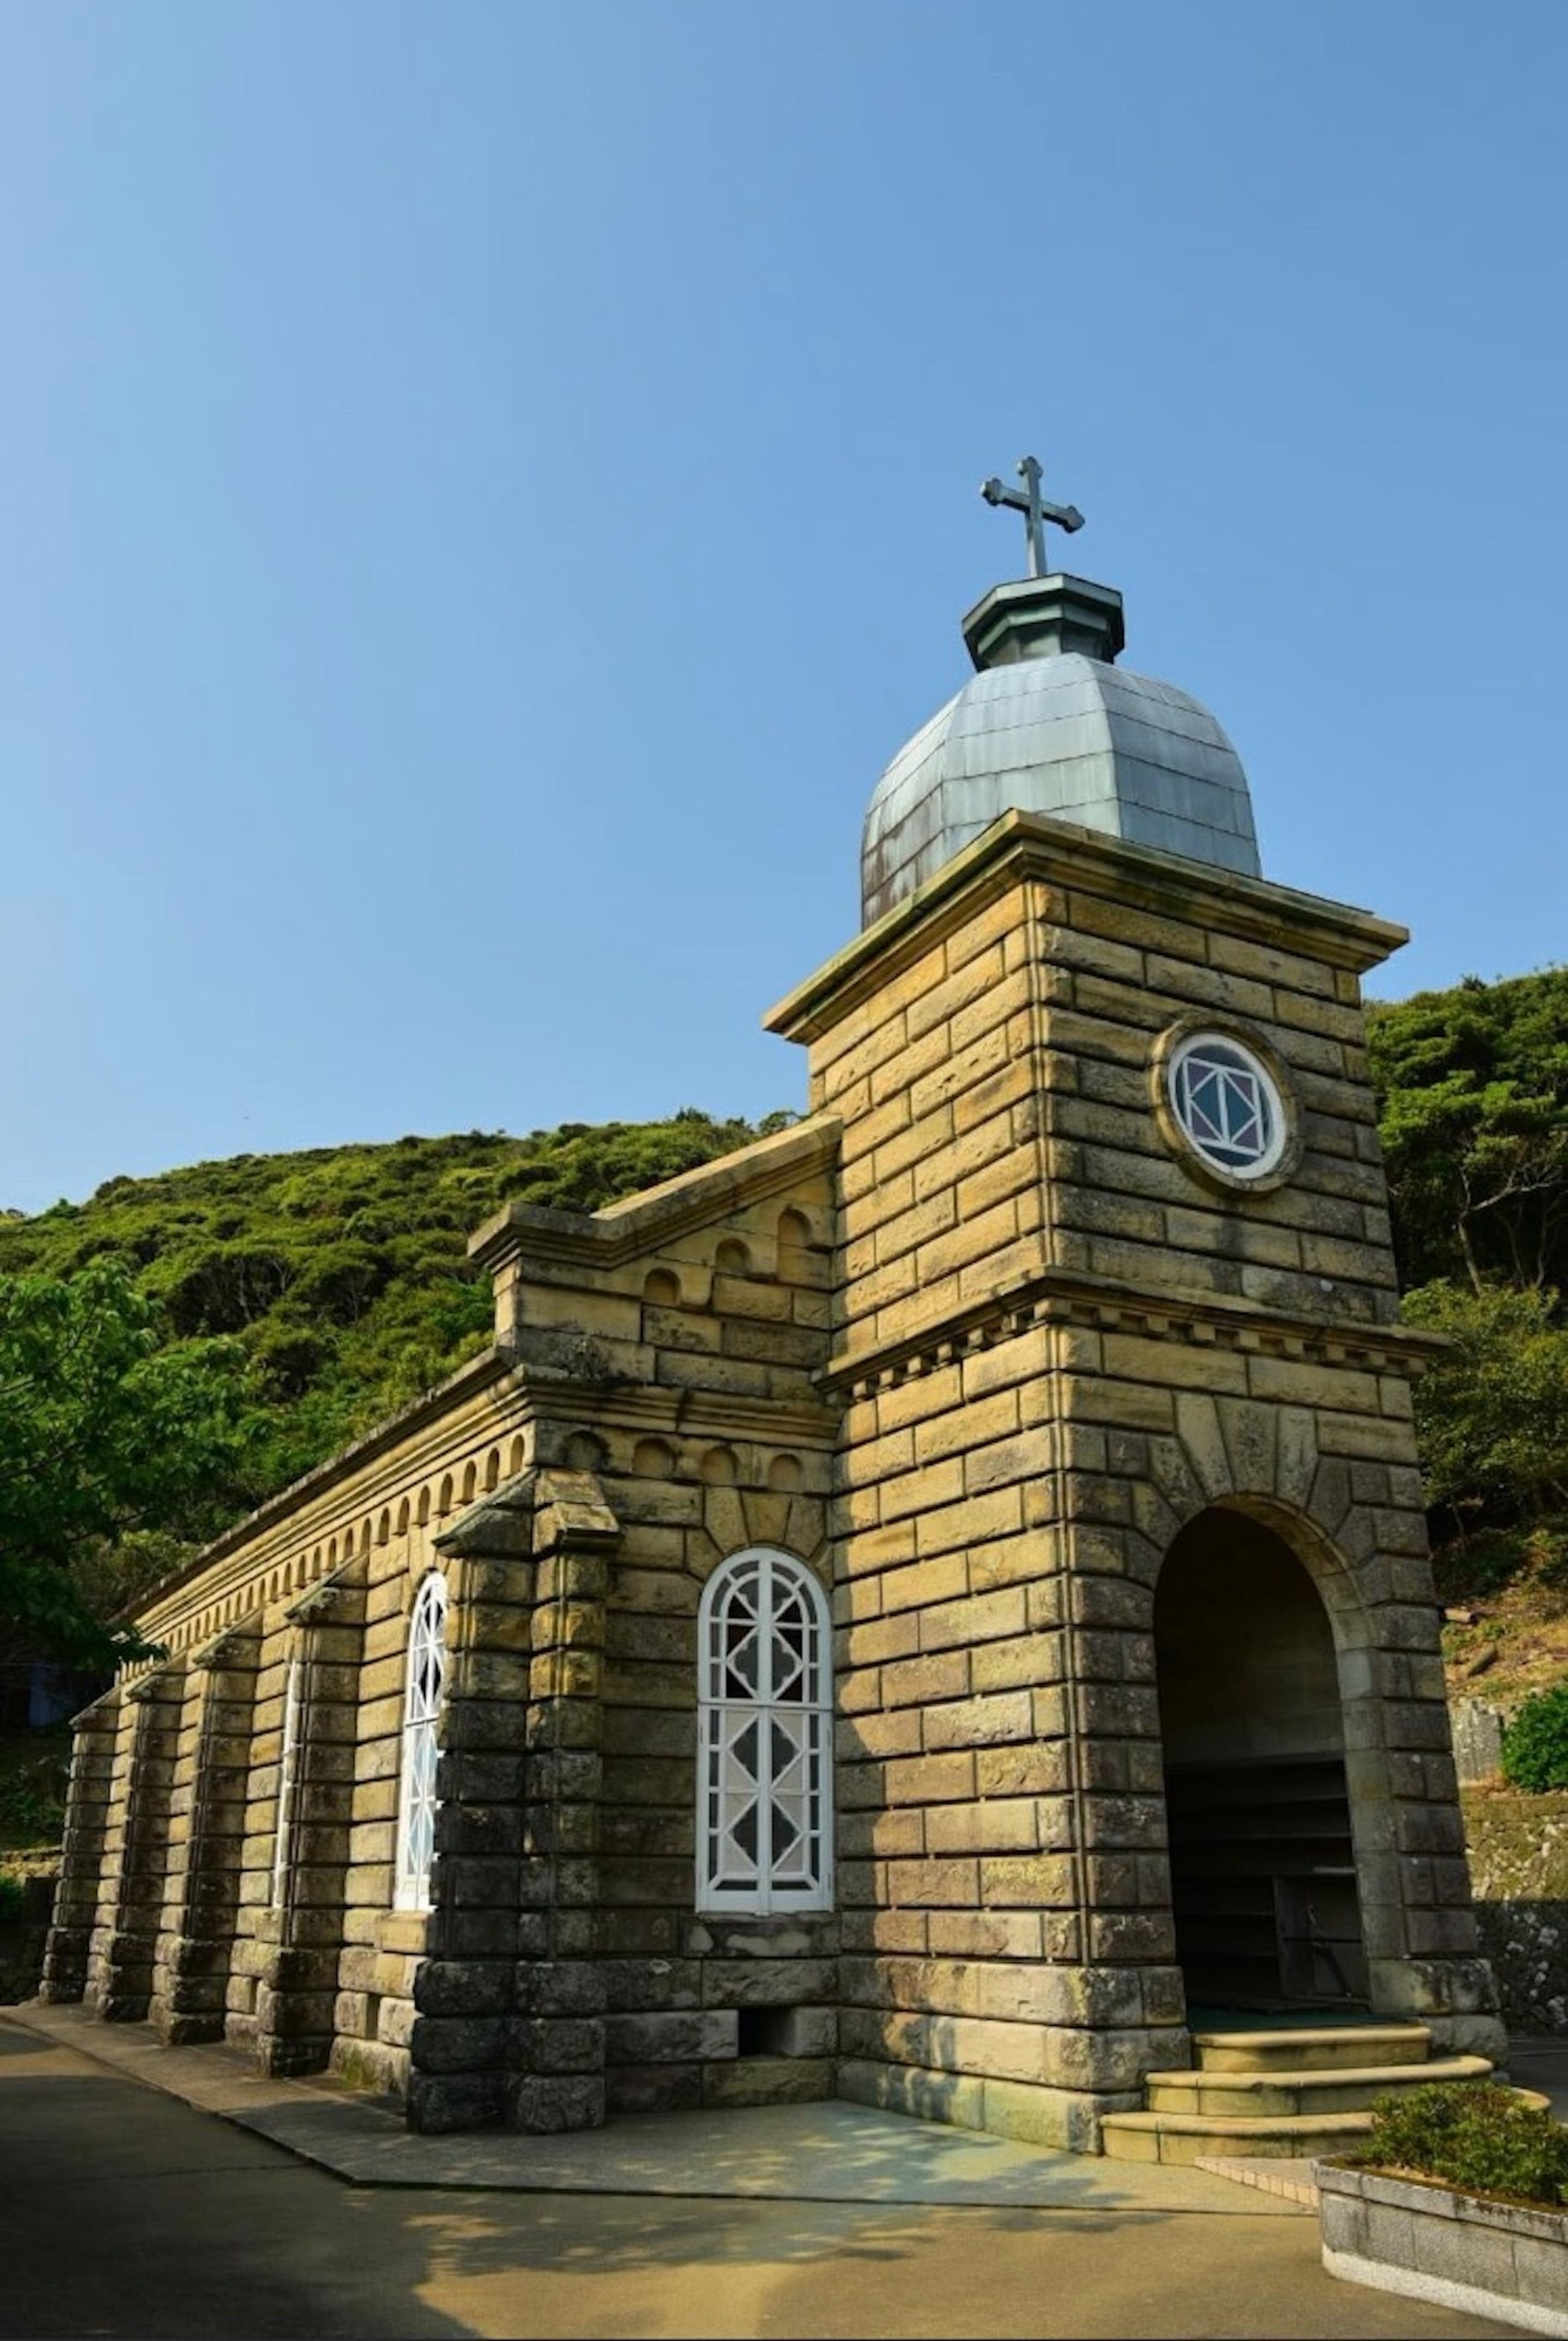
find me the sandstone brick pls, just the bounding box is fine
[915,1588,1024,1654]
[885,1858,979,1908]
[922,1691,1034,1752]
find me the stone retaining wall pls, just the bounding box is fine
[1319,2160,1568,2336]
[1465,1788,1568,2036]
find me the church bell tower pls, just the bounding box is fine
[766,459,1503,2153]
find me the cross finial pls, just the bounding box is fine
[980,455,1085,580]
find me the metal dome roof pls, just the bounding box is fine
[860,649,1261,928]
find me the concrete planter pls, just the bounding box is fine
[1318,2160,1568,2337]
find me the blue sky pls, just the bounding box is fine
[3,1,1565,1211]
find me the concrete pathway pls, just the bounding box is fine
[12,1999,1297,2211]
[0,2009,1515,2338]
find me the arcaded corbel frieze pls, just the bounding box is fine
[820,1262,1449,1400]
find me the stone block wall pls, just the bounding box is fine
[469,1132,847,2122]
[1031,879,1401,1325]
[39,815,1504,2148]
[149,1624,260,2044]
[1463,1787,1568,2034]
[253,1575,366,2076]
[39,1123,859,2137]
[85,1665,184,2023]
[765,813,1502,2147]
[327,1518,454,2095]
[39,1692,120,2006]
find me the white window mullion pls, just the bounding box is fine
[697,1546,832,1916]
[757,1549,773,1915]
[272,1657,303,1911]
[395,1572,448,1914]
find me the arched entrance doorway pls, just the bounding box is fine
[1154,1505,1368,2013]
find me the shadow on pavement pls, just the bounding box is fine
[0,2017,1516,2341]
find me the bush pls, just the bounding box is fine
[1502,1684,1568,1792]
[1402,1281,1568,1521]
[0,1749,69,1846]
[1355,2082,1568,2207]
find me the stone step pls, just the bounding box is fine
[1191,2024,1431,2074]
[1145,2052,1494,2120]
[1102,2109,1375,2165]
[1103,2078,1551,2166]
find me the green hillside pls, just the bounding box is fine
[5,963,1568,1716]
[0,1110,781,1515]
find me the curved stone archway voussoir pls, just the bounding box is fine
[1141,1396,1382,1645]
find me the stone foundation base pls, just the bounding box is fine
[152,2011,226,2046]
[837,2056,1138,2154]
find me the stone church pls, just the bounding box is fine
[42,467,1505,2159]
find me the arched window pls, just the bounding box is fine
[394,1572,448,1913]
[697,1548,832,1914]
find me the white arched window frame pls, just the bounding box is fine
[697,1548,833,1915]
[394,1572,448,1913]
[271,1656,304,1910]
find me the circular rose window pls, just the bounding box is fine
[1165,1029,1289,1181]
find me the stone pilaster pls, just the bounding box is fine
[255,1570,365,2076]
[405,1476,537,2132]
[38,1690,121,2005]
[87,1663,185,2021]
[149,1624,260,2044]
[511,1469,617,2134]
[403,1468,619,2135]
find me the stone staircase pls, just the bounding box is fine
[1100,2021,1498,2165]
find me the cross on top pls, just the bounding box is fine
[981,455,1085,579]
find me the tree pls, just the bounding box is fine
[1402,1279,1568,1523]
[1370,970,1568,1294]
[0,1261,251,1668]
[0,1112,773,1507]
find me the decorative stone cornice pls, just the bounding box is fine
[468,1116,840,1276]
[766,810,1408,1044]
[138,1346,522,1620]
[822,1266,1447,1400]
[513,1367,840,1447]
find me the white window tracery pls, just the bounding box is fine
[394,1572,448,1913]
[1167,1031,1288,1180]
[271,1657,304,1910]
[697,1548,832,1914]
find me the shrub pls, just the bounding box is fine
[0,1873,22,1923]
[1502,1684,1568,1793]
[1402,1281,1568,1521]
[1355,2082,1568,2207]
[0,1750,69,1844]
